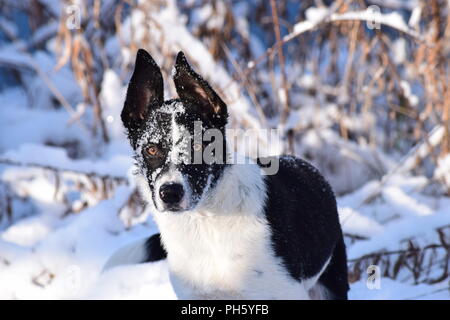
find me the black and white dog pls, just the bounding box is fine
[104,49,349,300]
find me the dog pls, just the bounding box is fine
[104,49,349,300]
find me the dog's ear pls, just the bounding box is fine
[173,51,227,128]
[121,49,164,131]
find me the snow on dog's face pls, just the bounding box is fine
[121,49,228,212]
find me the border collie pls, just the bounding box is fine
[104,49,349,300]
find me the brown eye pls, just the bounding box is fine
[193,143,202,152]
[146,146,159,156]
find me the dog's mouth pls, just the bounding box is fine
[156,195,200,213]
[161,204,185,213]
[154,192,195,213]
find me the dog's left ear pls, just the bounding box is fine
[173,51,228,128]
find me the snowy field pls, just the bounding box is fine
[0,0,449,300]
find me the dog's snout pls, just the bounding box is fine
[159,183,184,206]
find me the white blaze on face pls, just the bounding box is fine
[170,104,191,165]
[153,101,192,211]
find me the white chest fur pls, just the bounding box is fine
[148,164,313,299]
[156,212,311,299]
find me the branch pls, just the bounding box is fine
[285,8,425,43]
[358,125,445,206]
[269,0,290,124]
[0,158,128,184]
[236,4,429,84]
[348,242,449,263]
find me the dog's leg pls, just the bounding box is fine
[102,233,167,272]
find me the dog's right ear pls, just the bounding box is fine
[121,49,164,132]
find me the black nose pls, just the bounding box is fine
[159,183,184,205]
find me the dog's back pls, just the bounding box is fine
[261,156,349,299]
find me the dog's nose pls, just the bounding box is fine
[159,183,184,205]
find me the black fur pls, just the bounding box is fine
[261,156,349,299]
[122,49,164,149]
[173,52,228,130]
[144,233,167,262]
[318,234,349,299]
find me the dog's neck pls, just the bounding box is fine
[195,160,267,217]
[136,159,273,299]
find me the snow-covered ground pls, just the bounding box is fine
[1,156,449,299]
[0,0,449,300]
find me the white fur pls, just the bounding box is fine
[102,237,149,271]
[309,283,332,300]
[148,102,193,211]
[138,159,327,299]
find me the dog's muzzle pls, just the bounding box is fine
[159,182,185,211]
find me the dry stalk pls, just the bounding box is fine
[269,0,290,124]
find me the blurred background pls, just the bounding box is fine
[0,0,449,299]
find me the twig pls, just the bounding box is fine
[224,2,430,95]
[349,226,450,286]
[405,285,450,300]
[348,241,449,263]
[357,125,445,207]
[221,44,267,126]
[269,0,290,124]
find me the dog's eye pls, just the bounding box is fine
[146,145,160,156]
[193,143,202,152]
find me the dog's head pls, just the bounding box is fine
[122,49,228,213]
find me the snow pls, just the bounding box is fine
[400,80,419,107]
[1,144,132,178]
[0,185,159,299]
[347,208,450,259]
[0,97,90,153]
[350,278,449,300]
[88,262,176,299]
[0,1,449,301]
[0,18,18,39]
[2,163,447,299]
[408,5,422,28]
[305,7,329,24]
[289,7,422,42]
[330,10,411,34]
[393,38,407,65]
[99,69,128,141]
[339,207,383,238]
